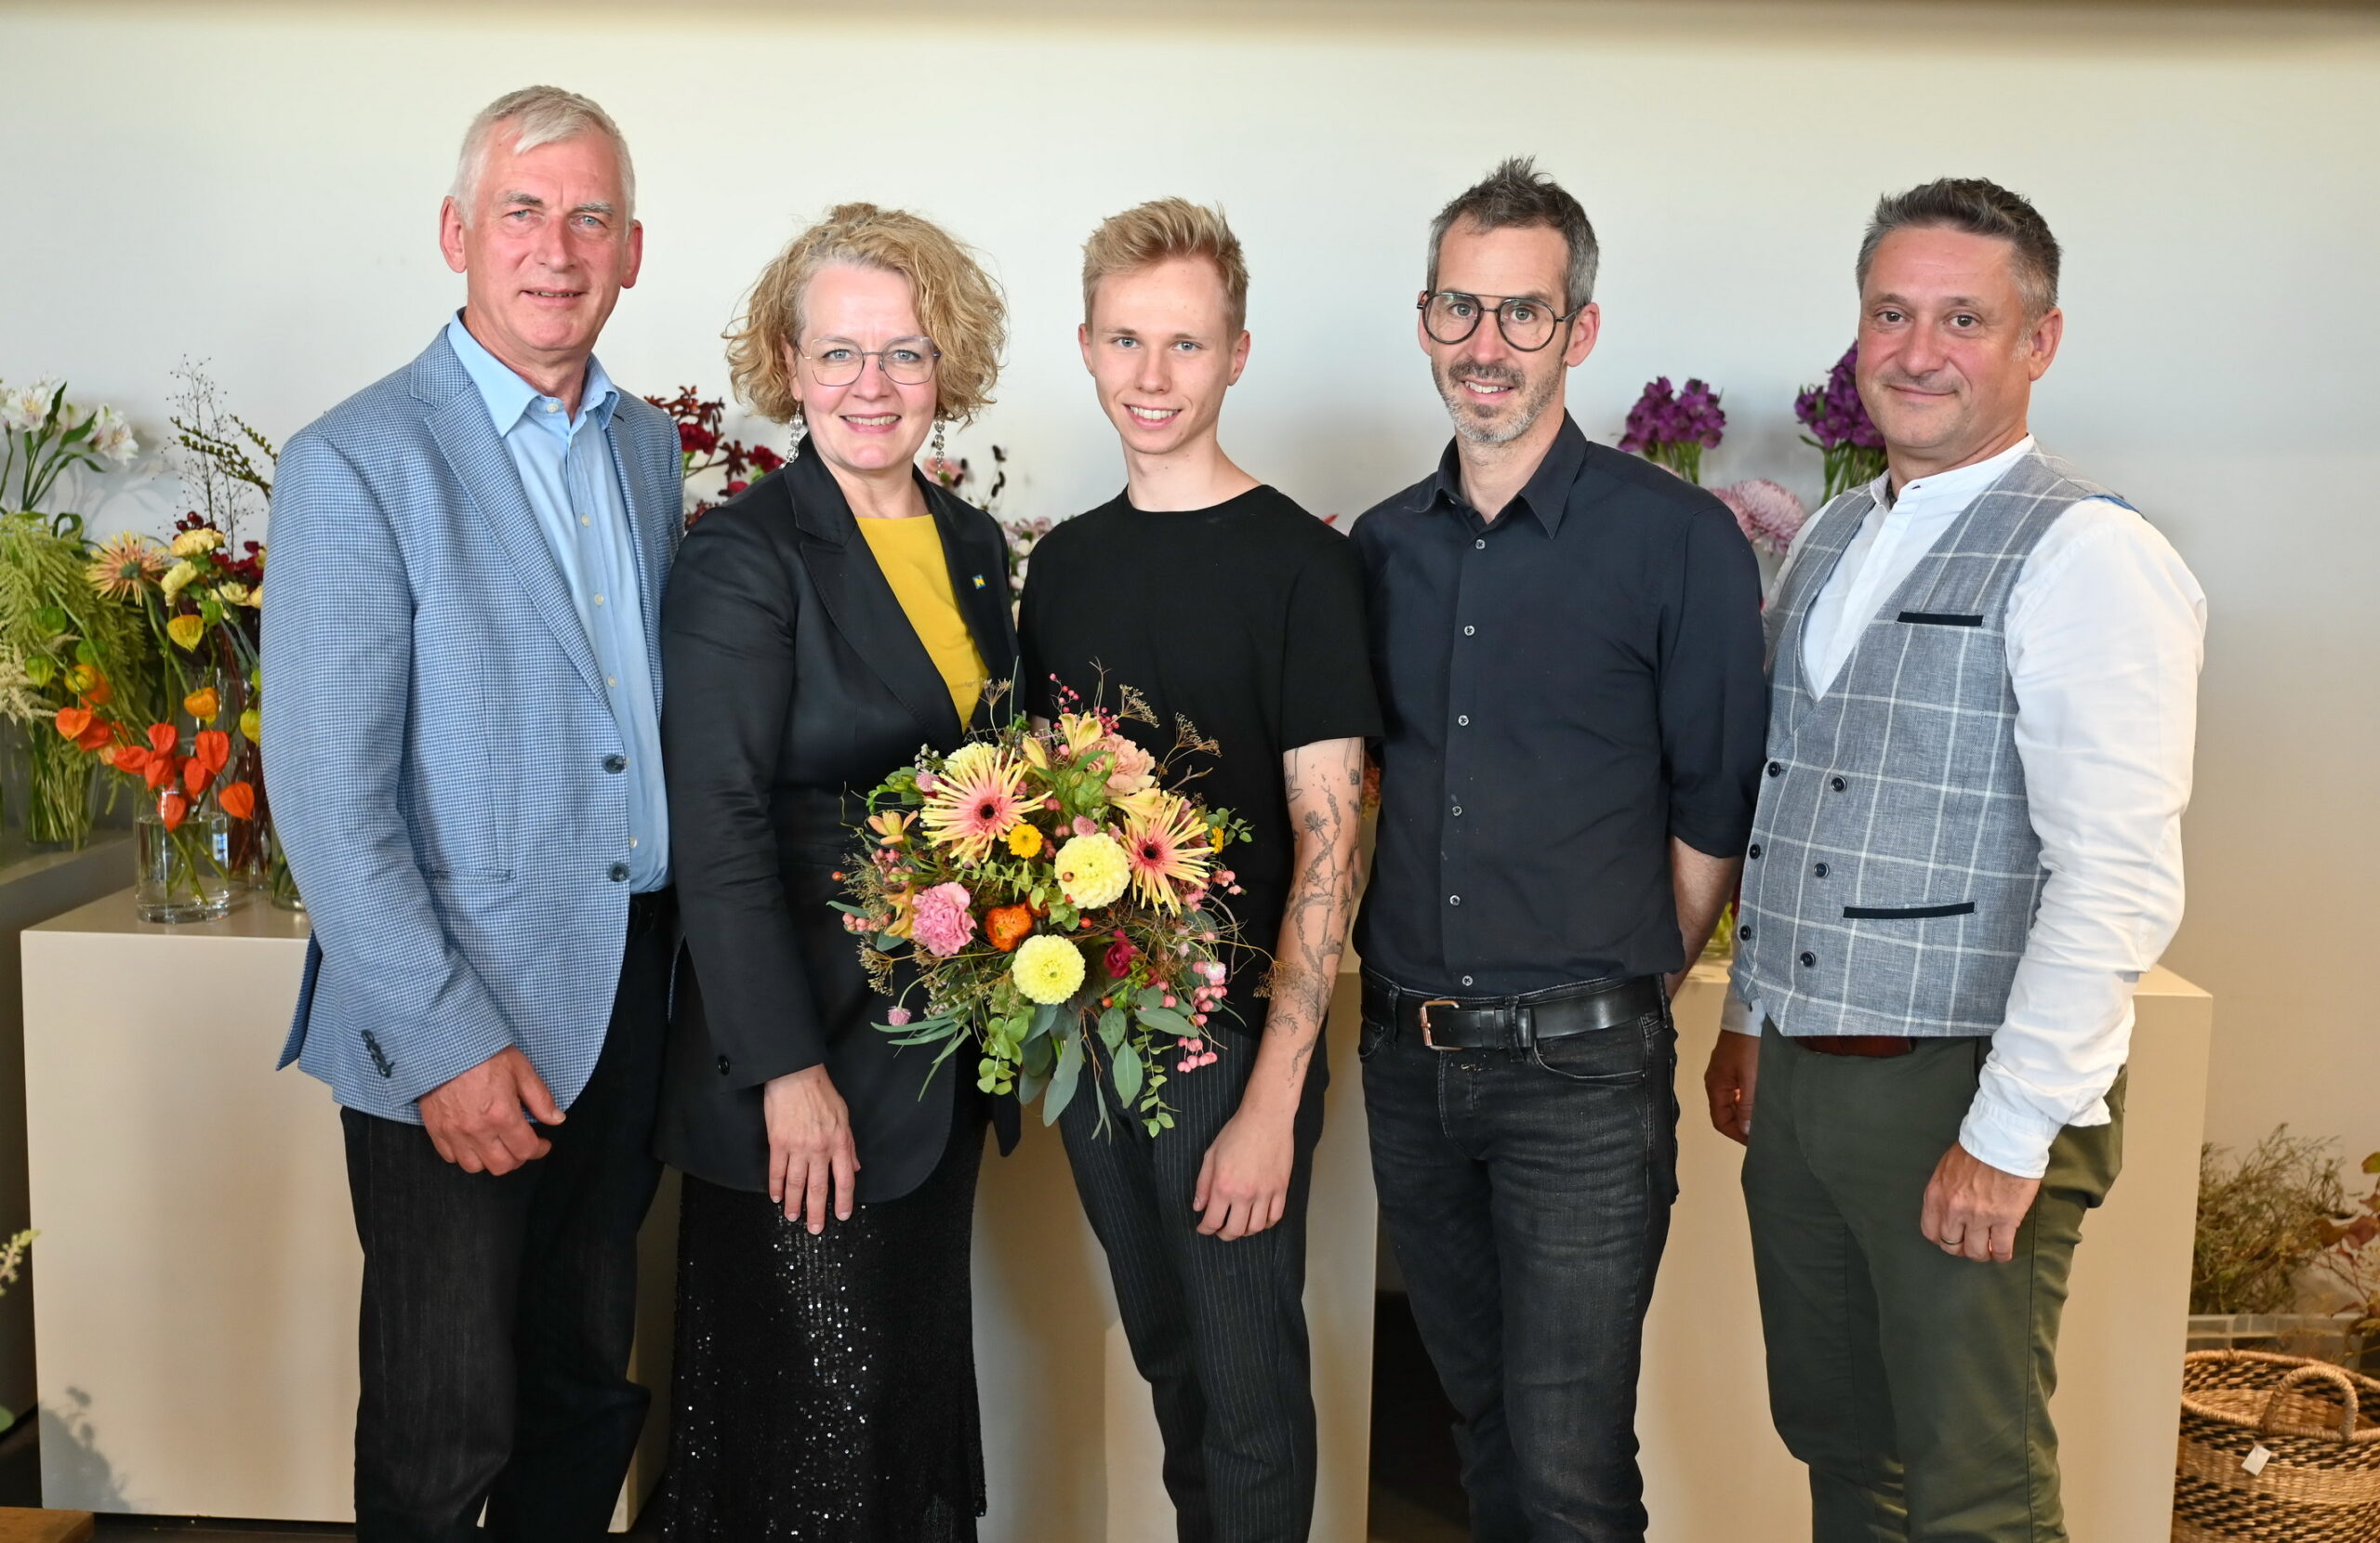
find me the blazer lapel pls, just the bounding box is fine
[420,349,606,704]
[927,483,1020,729]
[788,447,964,746]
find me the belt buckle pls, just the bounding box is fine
[1418,999,1461,1051]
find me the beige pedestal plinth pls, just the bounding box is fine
[20,894,2208,1541]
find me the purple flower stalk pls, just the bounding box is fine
[1620,376,1726,485]
[1794,343,1889,499]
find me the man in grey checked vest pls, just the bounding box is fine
[265,87,681,1539]
[1702,178,2205,1541]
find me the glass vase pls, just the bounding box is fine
[135,798,231,924]
[22,730,95,850]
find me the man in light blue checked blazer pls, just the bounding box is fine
[262,86,681,1542]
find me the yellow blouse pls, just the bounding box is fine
[855,513,988,724]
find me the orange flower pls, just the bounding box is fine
[984,903,1036,954]
[184,757,215,798]
[184,687,219,722]
[218,781,256,821]
[53,707,91,742]
[73,719,111,752]
[159,791,190,833]
[109,745,150,775]
[83,675,112,708]
[192,729,231,776]
[146,723,178,755]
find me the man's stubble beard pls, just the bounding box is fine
[1435,356,1564,447]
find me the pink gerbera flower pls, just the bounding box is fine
[1121,793,1213,913]
[920,749,1028,864]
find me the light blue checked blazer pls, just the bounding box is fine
[262,329,682,1123]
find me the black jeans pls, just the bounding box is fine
[1360,988,1679,1543]
[343,908,673,1543]
[1059,1023,1329,1543]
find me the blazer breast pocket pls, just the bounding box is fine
[1842,901,1976,920]
[1895,611,1987,628]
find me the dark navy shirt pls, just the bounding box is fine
[1349,414,1768,996]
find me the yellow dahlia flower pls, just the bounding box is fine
[1053,832,1130,909]
[1007,823,1044,859]
[1012,934,1086,1006]
[943,742,1001,785]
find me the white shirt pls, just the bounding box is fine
[1724,438,2207,1180]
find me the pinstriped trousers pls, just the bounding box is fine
[1059,1022,1329,1543]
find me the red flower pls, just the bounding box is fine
[192,730,231,776]
[218,781,257,821]
[678,422,719,455]
[73,719,112,752]
[146,722,179,755]
[159,791,190,833]
[747,445,785,473]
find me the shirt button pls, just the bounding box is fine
[1461,975,1474,987]
[580,516,591,527]
[609,862,630,882]
[603,754,628,772]
[1814,862,1829,877]
[1799,951,1817,968]
[628,837,640,849]
[1457,715,1470,727]
[1463,625,1476,637]
[1448,894,1461,907]
[544,401,561,414]
[1830,776,1848,792]
[1473,538,1486,550]
[606,676,617,688]
[1766,761,1784,778]
[592,594,606,607]
[1748,844,1762,860]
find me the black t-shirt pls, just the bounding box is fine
[1018,485,1382,1034]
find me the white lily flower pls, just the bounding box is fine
[89,405,139,467]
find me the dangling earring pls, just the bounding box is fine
[789,403,806,450]
[931,418,946,459]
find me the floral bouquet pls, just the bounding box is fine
[836,684,1250,1136]
[642,387,786,526]
[1794,343,1888,501]
[1620,376,1726,485]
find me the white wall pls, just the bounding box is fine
[4,3,2375,1164]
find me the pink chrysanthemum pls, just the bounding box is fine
[911,882,976,957]
[1713,479,1810,557]
[920,749,1028,864]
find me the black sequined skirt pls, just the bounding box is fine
[662,1104,988,1542]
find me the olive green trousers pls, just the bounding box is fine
[1742,1025,2124,1542]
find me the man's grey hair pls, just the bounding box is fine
[449,86,636,223]
[1426,156,1598,312]
[1857,178,2060,320]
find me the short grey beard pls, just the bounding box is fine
[1436,363,1563,447]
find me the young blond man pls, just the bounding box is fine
[1016,199,1380,1543]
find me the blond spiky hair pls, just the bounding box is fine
[1081,198,1250,336]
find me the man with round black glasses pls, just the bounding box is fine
[1348,157,1768,1542]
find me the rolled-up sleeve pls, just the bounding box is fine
[1659,507,1770,858]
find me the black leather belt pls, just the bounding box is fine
[1361,968,1667,1051]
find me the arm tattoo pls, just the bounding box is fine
[1265,739,1366,1072]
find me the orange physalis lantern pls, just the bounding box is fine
[218,781,257,821]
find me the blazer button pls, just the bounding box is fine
[1830,776,1848,792]
[1739,924,1752,942]
[1748,844,1762,860]
[1765,761,1784,778]
[1814,863,1829,877]
[716,1055,732,1076]
[1799,951,1817,968]
[609,862,630,882]
[603,754,628,773]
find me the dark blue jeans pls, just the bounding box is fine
[1360,988,1679,1543]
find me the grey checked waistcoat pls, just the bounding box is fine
[1730,449,2127,1037]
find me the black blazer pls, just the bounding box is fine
[655,442,1021,1203]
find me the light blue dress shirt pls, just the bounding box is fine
[444,314,669,890]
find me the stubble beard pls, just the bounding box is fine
[1436,357,1563,447]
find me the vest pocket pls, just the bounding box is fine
[1842,901,1977,920]
[1895,611,1987,627]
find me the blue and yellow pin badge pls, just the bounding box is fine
[972,574,987,589]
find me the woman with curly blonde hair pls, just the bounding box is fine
[654,203,1017,1541]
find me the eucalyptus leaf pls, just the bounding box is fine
[1043,1035,1084,1126]
[1111,1041,1144,1107]
[1022,1035,1056,1080]
[1097,1006,1128,1053]
[1026,1003,1059,1043]
[1137,1005,1194,1038]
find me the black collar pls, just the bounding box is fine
[1425,412,1590,535]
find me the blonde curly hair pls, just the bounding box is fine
[725,203,1006,426]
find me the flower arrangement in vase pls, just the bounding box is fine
[837,683,1250,1135]
[1620,376,1726,484]
[1795,343,1888,501]
[642,387,785,525]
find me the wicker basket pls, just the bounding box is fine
[2174,1350,2380,1542]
